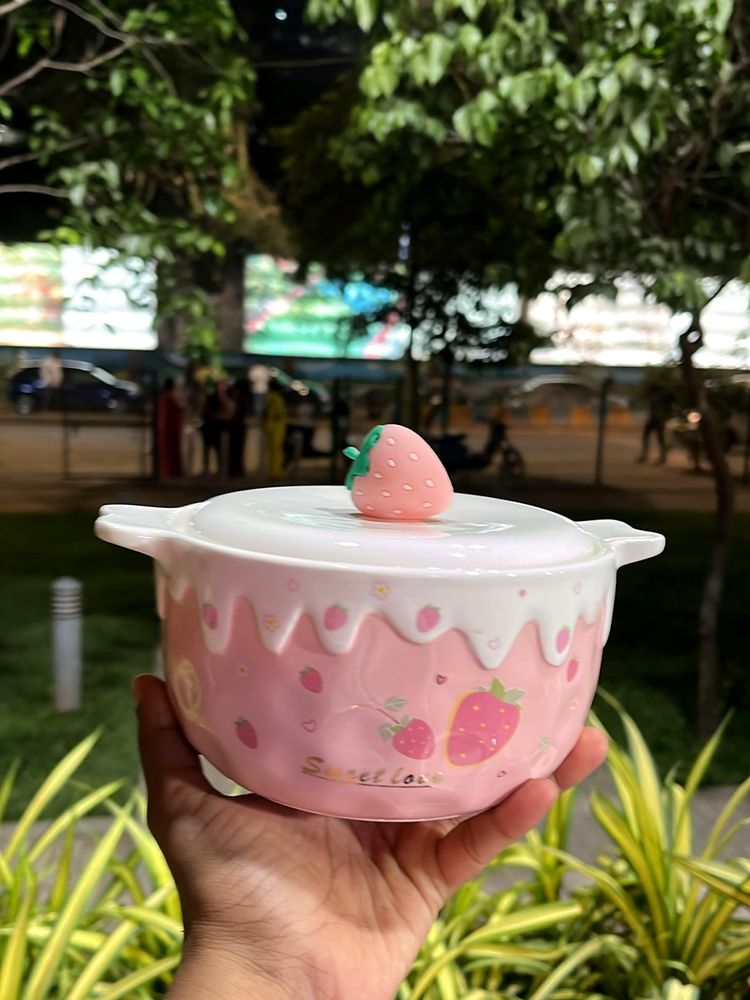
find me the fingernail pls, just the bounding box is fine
[132,674,148,705]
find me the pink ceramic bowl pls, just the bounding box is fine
[96,487,663,821]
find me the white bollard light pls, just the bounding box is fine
[52,576,82,711]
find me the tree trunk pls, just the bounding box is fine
[440,350,453,437]
[680,318,735,739]
[207,245,246,355]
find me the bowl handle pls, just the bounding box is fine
[577,518,665,568]
[95,503,178,560]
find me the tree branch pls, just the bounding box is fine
[49,0,131,44]
[0,182,68,197]
[0,135,94,174]
[0,39,133,97]
[0,0,35,16]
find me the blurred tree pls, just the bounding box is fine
[0,0,288,354]
[309,0,750,736]
[281,80,555,427]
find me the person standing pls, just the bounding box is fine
[40,350,63,410]
[262,381,287,479]
[227,377,250,477]
[156,377,184,478]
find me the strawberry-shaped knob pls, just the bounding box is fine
[343,424,453,520]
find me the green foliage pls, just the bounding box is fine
[1,0,287,353]
[309,0,750,308]
[0,735,181,999]
[2,704,749,997]
[400,700,750,998]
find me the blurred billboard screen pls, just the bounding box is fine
[0,242,157,350]
[244,255,410,360]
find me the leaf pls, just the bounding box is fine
[423,34,453,86]
[22,804,131,1000]
[599,73,620,103]
[353,0,377,32]
[109,68,125,98]
[503,688,524,703]
[92,953,181,1000]
[489,678,506,700]
[5,731,99,863]
[0,865,36,1000]
[386,697,408,712]
[578,153,605,184]
[630,113,651,151]
[379,724,395,741]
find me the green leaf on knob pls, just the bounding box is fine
[343,424,384,489]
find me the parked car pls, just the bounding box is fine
[7,360,141,415]
[506,375,630,416]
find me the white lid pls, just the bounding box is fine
[180,485,603,572]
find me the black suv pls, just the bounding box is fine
[7,360,141,415]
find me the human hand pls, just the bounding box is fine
[134,674,607,1000]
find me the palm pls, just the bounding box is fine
[137,675,607,999]
[164,791,456,996]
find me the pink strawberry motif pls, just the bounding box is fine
[235,717,258,749]
[566,658,579,682]
[556,626,571,653]
[377,696,435,760]
[417,604,441,633]
[344,424,453,520]
[300,666,323,693]
[323,604,348,631]
[447,679,523,767]
[202,603,218,629]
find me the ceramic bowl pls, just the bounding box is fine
[96,486,663,820]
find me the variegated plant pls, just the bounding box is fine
[0,732,182,1000]
[2,703,749,1000]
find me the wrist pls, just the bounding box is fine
[169,927,317,1000]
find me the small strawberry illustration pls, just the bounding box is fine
[300,666,323,693]
[323,604,348,630]
[417,604,441,633]
[447,679,523,767]
[202,603,218,629]
[343,423,453,521]
[235,717,258,749]
[376,696,435,760]
[566,658,579,682]
[556,626,571,653]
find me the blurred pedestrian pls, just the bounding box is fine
[182,362,205,478]
[263,380,287,479]
[40,350,62,410]
[228,377,250,477]
[637,370,676,464]
[248,362,270,417]
[156,377,184,479]
[200,381,232,476]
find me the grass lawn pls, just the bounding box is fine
[0,508,748,819]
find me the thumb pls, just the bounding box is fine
[133,674,212,819]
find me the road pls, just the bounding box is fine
[0,411,748,513]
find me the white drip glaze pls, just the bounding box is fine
[96,486,664,670]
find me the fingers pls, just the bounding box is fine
[435,726,609,894]
[554,726,608,790]
[436,777,558,893]
[133,673,212,819]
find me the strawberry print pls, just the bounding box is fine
[202,603,218,629]
[447,679,523,767]
[343,423,453,520]
[566,658,579,682]
[556,626,571,653]
[377,696,435,760]
[300,666,323,693]
[235,717,258,749]
[323,604,348,630]
[417,604,441,633]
